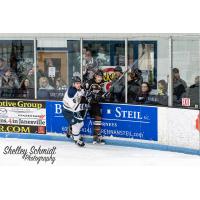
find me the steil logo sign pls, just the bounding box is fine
[115,107,143,120]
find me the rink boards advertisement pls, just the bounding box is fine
[0,99,200,155]
[0,100,46,134]
[46,101,158,141]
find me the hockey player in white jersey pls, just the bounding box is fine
[62,76,88,147]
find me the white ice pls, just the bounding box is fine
[0,138,200,166]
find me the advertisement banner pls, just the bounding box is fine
[99,66,125,92]
[82,104,158,141]
[0,100,46,134]
[100,66,115,92]
[46,101,158,141]
[46,101,66,133]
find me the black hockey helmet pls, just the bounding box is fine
[95,70,104,77]
[72,76,81,83]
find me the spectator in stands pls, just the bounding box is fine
[19,78,34,99]
[173,68,187,103]
[139,80,168,106]
[37,76,54,99]
[156,79,168,105]
[0,58,9,76]
[55,77,67,90]
[127,68,143,103]
[135,82,151,104]
[187,76,200,108]
[109,66,125,103]
[83,50,98,81]
[158,79,168,95]
[1,68,20,89]
[0,68,20,97]
[96,46,110,66]
[26,66,46,88]
[38,76,54,90]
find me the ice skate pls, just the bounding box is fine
[93,135,105,145]
[97,135,105,145]
[75,139,85,147]
[66,131,72,138]
[93,135,98,144]
[66,126,72,138]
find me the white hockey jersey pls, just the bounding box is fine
[63,86,87,112]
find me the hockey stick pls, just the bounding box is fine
[102,49,146,98]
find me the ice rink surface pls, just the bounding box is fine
[0,138,200,166]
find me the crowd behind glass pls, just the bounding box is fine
[0,39,199,110]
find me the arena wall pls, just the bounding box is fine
[0,100,199,155]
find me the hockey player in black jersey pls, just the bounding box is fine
[84,70,105,144]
